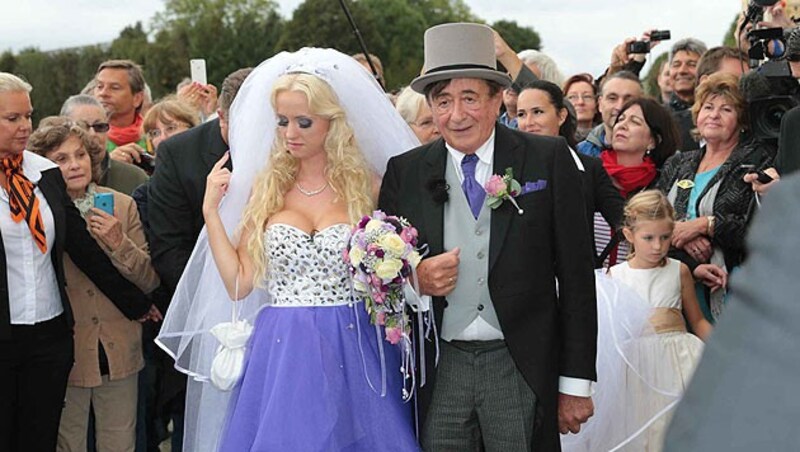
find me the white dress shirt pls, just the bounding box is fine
[442,134,592,397]
[1,151,61,324]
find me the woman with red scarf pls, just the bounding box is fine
[597,97,679,265]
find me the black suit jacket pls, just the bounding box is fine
[575,153,624,266]
[378,125,597,451]
[0,166,150,340]
[148,118,229,294]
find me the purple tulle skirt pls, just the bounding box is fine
[218,303,420,451]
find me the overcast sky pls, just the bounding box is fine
[2,0,741,78]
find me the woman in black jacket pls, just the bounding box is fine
[656,72,770,322]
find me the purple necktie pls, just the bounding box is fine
[461,154,485,219]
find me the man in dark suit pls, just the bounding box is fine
[146,67,251,450]
[664,174,800,451]
[378,24,596,451]
[148,67,251,294]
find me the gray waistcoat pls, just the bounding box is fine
[440,154,502,340]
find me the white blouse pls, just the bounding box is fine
[1,151,61,324]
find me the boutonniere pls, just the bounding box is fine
[676,179,695,190]
[426,178,449,204]
[484,168,524,215]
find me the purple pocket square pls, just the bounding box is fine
[519,179,547,196]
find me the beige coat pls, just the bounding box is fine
[64,186,160,387]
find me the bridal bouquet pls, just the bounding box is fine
[344,210,422,345]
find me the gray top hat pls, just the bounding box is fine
[410,23,512,94]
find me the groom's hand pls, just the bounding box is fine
[558,393,594,434]
[417,248,460,296]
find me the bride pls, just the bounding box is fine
[156,48,421,451]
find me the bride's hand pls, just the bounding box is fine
[203,152,231,218]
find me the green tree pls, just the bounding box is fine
[0,51,17,73]
[723,14,740,48]
[362,0,428,89]
[150,0,284,98]
[14,48,60,124]
[109,22,150,66]
[642,51,669,100]
[407,0,479,25]
[492,20,540,52]
[277,0,384,57]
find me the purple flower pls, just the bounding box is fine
[400,226,417,243]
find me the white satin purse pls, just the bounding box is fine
[209,278,253,391]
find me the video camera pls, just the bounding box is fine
[742,0,800,147]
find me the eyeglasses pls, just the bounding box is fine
[147,123,189,140]
[566,94,596,103]
[87,122,110,133]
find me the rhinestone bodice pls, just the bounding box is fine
[265,223,354,307]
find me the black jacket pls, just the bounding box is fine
[148,118,229,294]
[379,125,597,451]
[0,165,149,340]
[656,139,772,271]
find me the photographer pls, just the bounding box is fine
[607,30,669,78]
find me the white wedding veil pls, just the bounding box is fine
[155,48,420,451]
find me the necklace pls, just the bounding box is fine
[295,181,328,197]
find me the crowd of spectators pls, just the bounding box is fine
[1,5,796,450]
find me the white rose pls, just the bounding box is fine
[365,219,383,232]
[352,279,367,293]
[407,250,421,268]
[377,233,407,257]
[375,258,404,280]
[349,246,365,266]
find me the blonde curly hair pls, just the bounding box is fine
[242,73,375,284]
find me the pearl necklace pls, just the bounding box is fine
[295,181,329,197]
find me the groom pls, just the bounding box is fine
[379,23,596,451]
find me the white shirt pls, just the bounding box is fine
[442,134,592,397]
[1,151,61,324]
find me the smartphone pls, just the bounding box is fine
[94,192,114,216]
[740,164,774,184]
[190,59,207,86]
[755,170,774,184]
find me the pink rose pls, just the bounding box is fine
[385,326,404,345]
[375,312,386,326]
[484,175,506,197]
[400,227,417,243]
